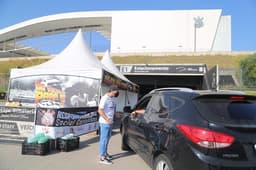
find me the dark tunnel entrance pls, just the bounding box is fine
[126,75,204,98]
[117,64,212,98]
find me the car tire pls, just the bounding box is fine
[153,154,174,170]
[121,125,131,151]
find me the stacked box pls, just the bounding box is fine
[57,136,80,152]
[21,140,50,155]
[49,139,57,151]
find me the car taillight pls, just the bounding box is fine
[230,96,244,100]
[176,124,234,149]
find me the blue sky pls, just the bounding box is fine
[0,0,256,54]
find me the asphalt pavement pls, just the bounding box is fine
[0,129,150,170]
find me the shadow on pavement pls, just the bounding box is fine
[79,135,99,148]
[112,151,135,160]
[79,127,120,149]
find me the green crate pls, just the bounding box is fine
[21,140,50,155]
[57,136,80,152]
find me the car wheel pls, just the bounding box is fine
[121,125,131,151]
[153,154,174,170]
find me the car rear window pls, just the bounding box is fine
[193,95,256,125]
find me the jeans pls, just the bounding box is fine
[99,123,113,157]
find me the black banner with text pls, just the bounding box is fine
[35,107,99,138]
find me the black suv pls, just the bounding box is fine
[120,88,256,170]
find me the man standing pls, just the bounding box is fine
[98,85,119,165]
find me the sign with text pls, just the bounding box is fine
[117,64,207,74]
[0,106,36,139]
[35,107,99,138]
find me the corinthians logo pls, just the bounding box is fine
[194,16,204,28]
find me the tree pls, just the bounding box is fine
[240,53,256,87]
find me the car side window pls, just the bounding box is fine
[150,95,169,112]
[147,95,160,113]
[169,95,185,114]
[159,95,170,118]
[134,96,151,111]
[145,94,169,122]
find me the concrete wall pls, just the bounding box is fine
[110,10,231,53]
[212,16,231,51]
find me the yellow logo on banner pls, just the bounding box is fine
[35,81,65,104]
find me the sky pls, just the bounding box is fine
[0,0,256,54]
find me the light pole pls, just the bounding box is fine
[194,16,204,52]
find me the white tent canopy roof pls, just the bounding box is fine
[10,29,104,79]
[35,29,103,69]
[101,50,132,83]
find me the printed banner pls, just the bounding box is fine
[0,106,35,122]
[102,70,139,92]
[8,75,100,108]
[0,106,36,138]
[35,107,99,138]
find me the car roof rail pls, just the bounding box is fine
[193,89,246,95]
[149,87,194,93]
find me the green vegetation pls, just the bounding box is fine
[0,54,250,74]
[0,58,48,92]
[112,54,248,70]
[0,58,49,75]
[240,53,256,87]
[244,90,256,96]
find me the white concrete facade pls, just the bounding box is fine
[110,10,231,53]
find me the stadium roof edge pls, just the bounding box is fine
[0,9,223,43]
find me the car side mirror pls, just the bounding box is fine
[123,106,132,113]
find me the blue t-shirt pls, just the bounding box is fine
[98,94,116,124]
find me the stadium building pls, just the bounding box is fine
[0,9,233,95]
[0,9,230,57]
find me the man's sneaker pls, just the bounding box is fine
[99,158,113,165]
[106,153,113,160]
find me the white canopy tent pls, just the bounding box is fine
[101,50,138,111]
[8,29,138,110]
[10,29,102,79]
